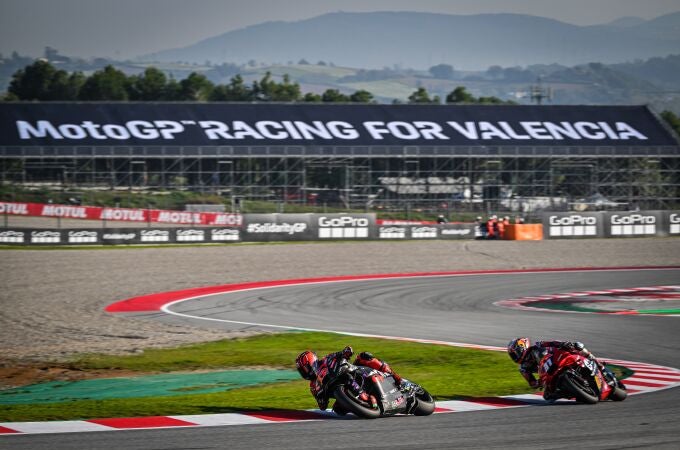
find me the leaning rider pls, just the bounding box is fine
[507,337,605,401]
[295,346,404,411]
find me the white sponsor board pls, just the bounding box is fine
[211,229,240,241]
[610,214,656,236]
[670,213,680,235]
[141,230,170,242]
[68,230,97,243]
[379,226,407,239]
[31,230,61,243]
[176,229,205,242]
[318,215,370,239]
[548,214,599,237]
[410,226,438,239]
[0,230,25,243]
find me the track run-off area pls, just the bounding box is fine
[3,266,680,449]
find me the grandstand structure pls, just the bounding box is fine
[0,103,678,213]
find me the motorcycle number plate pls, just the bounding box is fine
[541,358,553,374]
[584,359,597,373]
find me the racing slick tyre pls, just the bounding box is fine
[332,401,349,416]
[609,386,628,402]
[560,372,599,404]
[333,386,381,419]
[413,388,436,416]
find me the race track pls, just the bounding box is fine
[5,267,680,449]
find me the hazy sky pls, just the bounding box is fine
[1,0,679,60]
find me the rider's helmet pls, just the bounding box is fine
[295,350,319,380]
[507,337,531,363]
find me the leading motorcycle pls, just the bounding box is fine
[538,348,627,404]
[321,356,435,419]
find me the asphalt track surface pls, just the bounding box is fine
[5,268,680,449]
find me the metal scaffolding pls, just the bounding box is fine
[1,145,679,213]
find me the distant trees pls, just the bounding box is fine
[7,59,83,100]
[404,86,514,105]
[445,86,475,104]
[6,60,515,105]
[128,67,169,101]
[6,61,381,104]
[408,87,440,104]
[79,65,129,100]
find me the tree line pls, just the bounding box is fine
[3,60,513,104]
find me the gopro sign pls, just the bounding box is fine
[608,212,658,237]
[544,213,603,238]
[670,213,680,235]
[316,214,373,239]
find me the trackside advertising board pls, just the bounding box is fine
[542,212,606,239]
[0,201,242,226]
[243,214,314,242]
[1,104,677,152]
[0,228,241,245]
[543,211,680,238]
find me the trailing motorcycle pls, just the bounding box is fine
[321,357,435,419]
[538,348,627,404]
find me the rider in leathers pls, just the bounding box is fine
[297,346,403,410]
[508,338,605,401]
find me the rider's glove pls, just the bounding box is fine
[342,346,353,359]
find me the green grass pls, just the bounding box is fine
[0,332,532,422]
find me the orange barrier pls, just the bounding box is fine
[504,224,544,241]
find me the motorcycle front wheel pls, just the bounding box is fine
[560,371,599,404]
[333,386,381,419]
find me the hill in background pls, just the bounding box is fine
[142,11,680,70]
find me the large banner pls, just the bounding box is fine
[1,103,676,148]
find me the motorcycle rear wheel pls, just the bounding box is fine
[333,386,381,419]
[413,388,436,416]
[560,372,599,404]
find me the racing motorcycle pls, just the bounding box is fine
[322,357,435,419]
[538,348,627,404]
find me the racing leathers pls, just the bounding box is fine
[519,340,602,400]
[309,347,403,410]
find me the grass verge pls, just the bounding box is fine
[0,331,603,421]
